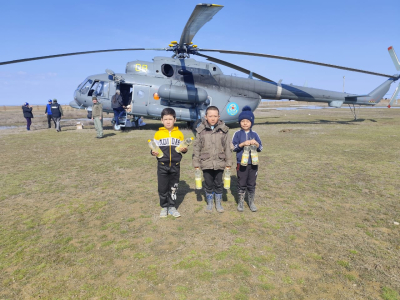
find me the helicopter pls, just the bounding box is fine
[1,4,400,130]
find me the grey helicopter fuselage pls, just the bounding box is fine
[71,56,394,123]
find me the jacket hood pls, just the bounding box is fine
[197,119,229,134]
[158,126,179,132]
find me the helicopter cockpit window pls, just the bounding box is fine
[80,79,93,95]
[88,81,110,97]
[161,64,174,77]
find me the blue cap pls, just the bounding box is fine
[24,102,29,106]
[48,99,52,102]
[238,106,255,126]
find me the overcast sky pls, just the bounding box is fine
[1,0,399,106]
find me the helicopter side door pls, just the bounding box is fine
[131,84,151,116]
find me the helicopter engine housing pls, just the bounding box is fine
[158,84,208,103]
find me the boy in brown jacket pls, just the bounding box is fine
[192,106,232,213]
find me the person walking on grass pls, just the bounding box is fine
[51,99,63,132]
[192,106,232,213]
[232,106,263,212]
[44,99,55,128]
[21,102,33,131]
[150,108,187,218]
[91,96,103,138]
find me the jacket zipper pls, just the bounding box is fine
[169,130,172,166]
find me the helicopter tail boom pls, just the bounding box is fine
[344,77,398,105]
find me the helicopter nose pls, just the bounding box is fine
[69,99,81,109]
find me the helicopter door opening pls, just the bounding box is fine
[119,83,133,108]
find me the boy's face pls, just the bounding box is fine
[240,119,252,131]
[161,114,176,130]
[205,109,220,126]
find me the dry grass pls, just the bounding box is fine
[0,106,399,299]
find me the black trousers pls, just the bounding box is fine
[157,162,180,208]
[203,169,224,194]
[47,114,54,128]
[237,164,258,193]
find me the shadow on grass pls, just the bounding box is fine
[176,180,196,209]
[254,118,372,126]
[102,133,116,138]
[229,175,239,203]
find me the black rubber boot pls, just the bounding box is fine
[237,192,245,212]
[248,192,257,212]
[215,193,224,213]
[205,193,213,213]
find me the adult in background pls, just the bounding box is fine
[111,89,125,126]
[91,96,103,138]
[44,99,54,128]
[22,102,34,131]
[51,99,63,132]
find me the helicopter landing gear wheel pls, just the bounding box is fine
[114,123,121,131]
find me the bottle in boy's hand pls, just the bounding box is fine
[250,144,259,165]
[148,139,164,158]
[223,168,231,190]
[241,146,250,166]
[195,168,202,189]
[175,137,194,153]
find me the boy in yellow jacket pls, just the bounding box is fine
[151,108,187,218]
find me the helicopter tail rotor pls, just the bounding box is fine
[387,47,400,108]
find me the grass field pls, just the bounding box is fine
[0,106,399,299]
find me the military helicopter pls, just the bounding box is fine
[1,4,400,130]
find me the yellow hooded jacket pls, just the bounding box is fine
[154,126,184,165]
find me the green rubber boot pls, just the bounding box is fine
[237,192,245,212]
[215,193,224,213]
[248,192,257,212]
[205,193,214,213]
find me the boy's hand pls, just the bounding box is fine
[226,166,231,169]
[240,141,251,147]
[152,151,159,156]
[250,140,259,147]
[180,147,188,153]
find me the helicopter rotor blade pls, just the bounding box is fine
[198,49,395,78]
[0,48,166,66]
[387,83,400,108]
[195,53,275,83]
[388,46,400,71]
[179,4,223,48]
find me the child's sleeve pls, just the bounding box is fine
[232,131,242,152]
[255,133,263,152]
[192,135,201,168]
[224,132,232,167]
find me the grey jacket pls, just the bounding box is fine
[192,119,232,170]
[111,94,123,109]
[92,102,103,118]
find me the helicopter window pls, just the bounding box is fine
[88,81,100,97]
[87,81,110,97]
[80,79,93,95]
[213,67,217,71]
[161,64,174,77]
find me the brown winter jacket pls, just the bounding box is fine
[192,119,232,170]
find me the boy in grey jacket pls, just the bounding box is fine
[192,106,232,213]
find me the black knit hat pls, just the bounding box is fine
[238,106,255,126]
